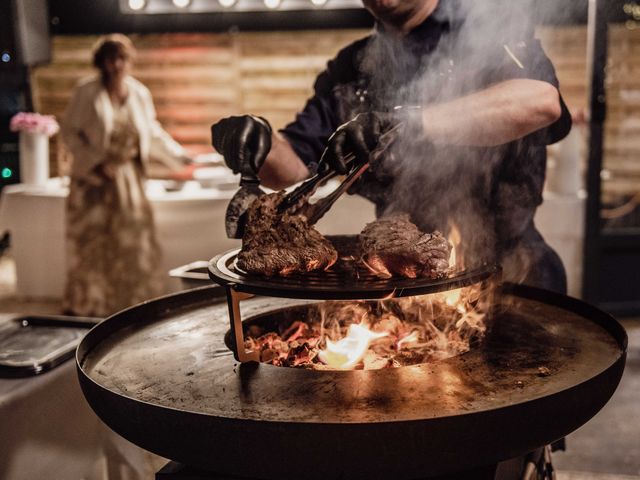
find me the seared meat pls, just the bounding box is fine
[359,214,451,278]
[237,192,338,276]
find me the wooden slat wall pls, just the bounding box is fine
[603,26,640,199]
[31,30,366,175]
[237,30,367,130]
[538,25,640,200]
[32,27,639,199]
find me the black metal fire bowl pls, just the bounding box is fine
[77,285,626,480]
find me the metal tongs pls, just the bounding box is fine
[276,123,402,225]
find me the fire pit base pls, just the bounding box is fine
[77,284,626,480]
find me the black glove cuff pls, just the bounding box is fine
[252,115,273,135]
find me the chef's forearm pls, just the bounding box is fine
[420,79,562,146]
[258,133,310,190]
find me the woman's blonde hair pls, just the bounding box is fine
[92,34,136,73]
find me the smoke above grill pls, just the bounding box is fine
[351,0,575,284]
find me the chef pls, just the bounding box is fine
[212,0,572,293]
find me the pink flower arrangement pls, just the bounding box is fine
[10,112,60,137]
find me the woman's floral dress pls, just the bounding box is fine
[63,100,164,317]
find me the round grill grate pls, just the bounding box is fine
[209,235,499,300]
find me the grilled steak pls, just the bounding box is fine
[237,192,338,276]
[359,214,451,278]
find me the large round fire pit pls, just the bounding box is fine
[76,284,626,480]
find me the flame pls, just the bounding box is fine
[448,222,462,270]
[397,330,419,349]
[318,323,387,369]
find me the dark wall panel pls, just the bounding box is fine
[598,245,640,316]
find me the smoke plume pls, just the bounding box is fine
[356,0,572,282]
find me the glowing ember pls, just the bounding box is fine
[244,284,492,370]
[318,323,387,369]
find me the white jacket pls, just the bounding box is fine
[62,75,186,179]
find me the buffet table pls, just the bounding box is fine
[0,176,376,299]
[0,177,239,298]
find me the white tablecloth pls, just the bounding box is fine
[0,178,241,298]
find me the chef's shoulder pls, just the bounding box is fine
[313,35,372,95]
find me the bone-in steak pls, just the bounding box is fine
[237,192,338,276]
[359,214,451,279]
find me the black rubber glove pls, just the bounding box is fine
[320,108,422,174]
[211,115,272,176]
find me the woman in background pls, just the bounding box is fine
[61,34,191,317]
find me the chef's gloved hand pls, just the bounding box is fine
[211,115,272,177]
[319,108,422,175]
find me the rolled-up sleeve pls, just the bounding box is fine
[497,38,572,145]
[489,37,573,247]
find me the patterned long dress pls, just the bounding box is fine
[63,100,165,317]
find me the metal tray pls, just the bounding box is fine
[0,315,99,377]
[169,261,212,290]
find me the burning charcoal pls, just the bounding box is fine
[372,315,404,337]
[258,331,279,344]
[237,192,338,276]
[280,321,309,342]
[261,349,278,363]
[243,284,488,370]
[284,344,314,367]
[359,214,451,279]
[395,350,425,366]
[537,366,552,377]
[371,337,399,355]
